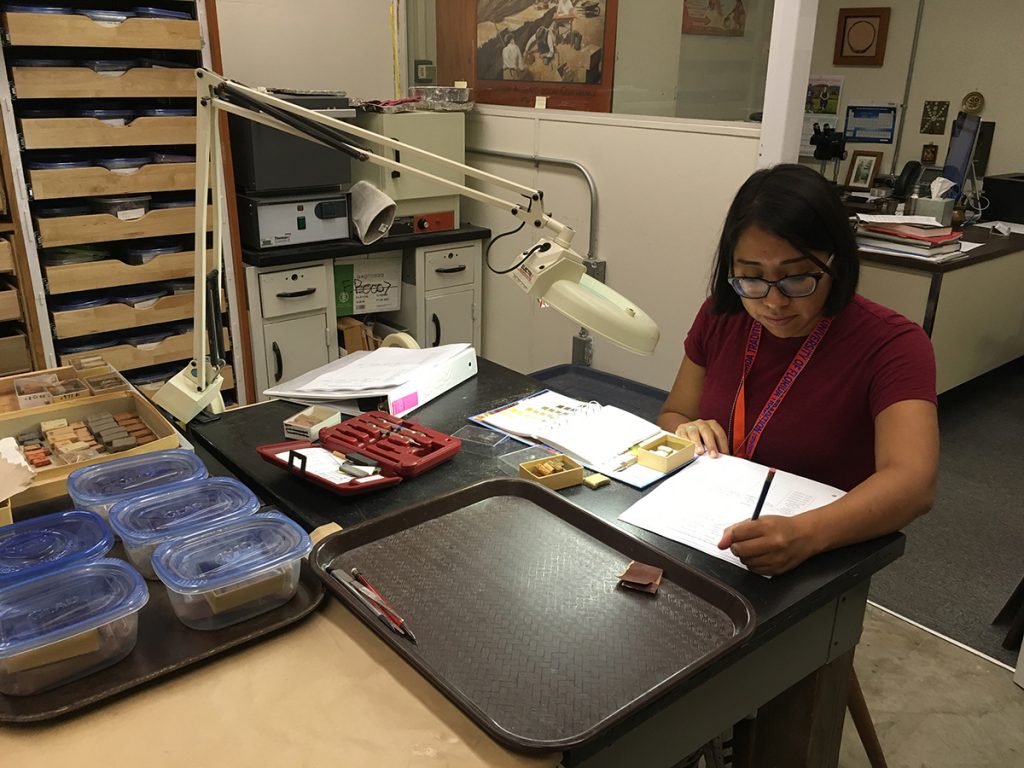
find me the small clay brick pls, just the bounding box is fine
[136,435,157,445]
[113,412,135,422]
[109,437,137,452]
[30,458,52,467]
[40,418,68,432]
[127,426,150,436]
[97,428,129,442]
[22,443,43,451]
[74,429,92,439]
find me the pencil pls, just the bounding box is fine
[751,468,776,520]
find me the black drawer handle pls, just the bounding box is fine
[272,341,283,382]
[434,265,467,274]
[431,313,441,347]
[276,287,317,299]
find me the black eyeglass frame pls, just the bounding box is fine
[728,253,835,299]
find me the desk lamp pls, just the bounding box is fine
[154,69,660,423]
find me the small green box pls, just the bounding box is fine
[334,252,402,316]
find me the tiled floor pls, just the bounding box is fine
[839,605,1023,768]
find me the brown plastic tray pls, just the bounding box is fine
[310,478,754,752]
[0,546,325,723]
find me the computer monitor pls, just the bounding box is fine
[942,111,982,198]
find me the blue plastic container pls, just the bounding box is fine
[0,559,148,695]
[0,511,113,585]
[132,6,190,19]
[149,192,193,209]
[42,245,109,265]
[122,328,173,346]
[26,156,93,170]
[83,59,139,72]
[152,512,311,630]
[50,292,111,311]
[10,58,75,67]
[34,201,91,218]
[56,334,119,354]
[138,107,194,117]
[4,5,73,14]
[111,285,168,307]
[149,151,195,164]
[75,108,137,122]
[67,448,209,519]
[20,107,72,118]
[74,9,136,22]
[121,238,184,265]
[95,156,149,171]
[108,477,260,579]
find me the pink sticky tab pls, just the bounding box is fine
[391,392,419,415]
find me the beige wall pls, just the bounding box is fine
[216,0,395,98]
[466,107,759,388]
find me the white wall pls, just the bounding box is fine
[216,0,395,98]
[465,107,759,388]
[613,0,684,117]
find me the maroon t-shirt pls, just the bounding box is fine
[684,294,936,491]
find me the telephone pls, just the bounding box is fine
[894,161,922,199]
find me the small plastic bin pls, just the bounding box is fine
[636,434,696,473]
[0,510,114,585]
[83,370,131,395]
[67,448,209,519]
[88,194,152,221]
[452,424,513,457]
[108,477,260,578]
[152,512,312,631]
[496,444,559,476]
[0,559,148,696]
[283,404,342,441]
[45,378,90,403]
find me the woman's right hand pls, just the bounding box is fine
[675,419,729,458]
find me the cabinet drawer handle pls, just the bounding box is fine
[276,287,317,299]
[434,265,466,274]
[272,341,283,382]
[431,313,441,347]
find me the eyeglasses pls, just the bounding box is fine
[728,272,827,299]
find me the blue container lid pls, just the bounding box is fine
[34,201,91,217]
[0,559,148,659]
[20,107,72,118]
[0,511,114,584]
[137,107,195,117]
[109,477,260,547]
[153,512,311,594]
[124,239,184,258]
[43,245,109,265]
[137,58,192,69]
[125,366,176,385]
[95,156,149,170]
[4,5,73,14]
[75,108,137,120]
[123,328,173,346]
[11,58,75,67]
[26,156,93,170]
[67,449,208,510]
[83,59,139,72]
[149,151,195,164]
[132,6,191,19]
[112,286,168,306]
[56,334,118,354]
[74,9,137,22]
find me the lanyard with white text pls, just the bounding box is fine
[730,317,832,460]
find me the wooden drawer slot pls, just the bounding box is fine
[31,162,197,200]
[52,293,196,337]
[0,281,20,322]
[0,239,13,273]
[46,250,201,294]
[0,329,30,375]
[60,330,230,372]
[21,117,196,150]
[4,13,201,50]
[12,66,196,100]
[37,206,212,248]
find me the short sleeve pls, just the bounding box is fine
[868,322,937,418]
[683,299,713,367]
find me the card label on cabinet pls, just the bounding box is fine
[334,255,402,315]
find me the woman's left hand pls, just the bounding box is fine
[718,514,820,576]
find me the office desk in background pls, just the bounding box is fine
[186,358,904,768]
[858,227,1024,393]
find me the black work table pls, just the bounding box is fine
[190,358,903,767]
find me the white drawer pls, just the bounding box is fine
[258,265,329,319]
[423,245,476,291]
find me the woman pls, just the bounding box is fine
[658,163,938,575]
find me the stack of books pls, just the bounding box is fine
[856,220,963,260]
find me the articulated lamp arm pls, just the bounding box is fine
[155,69,659,423]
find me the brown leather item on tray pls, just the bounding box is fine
[311,478,754,752]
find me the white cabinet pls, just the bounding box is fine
[387,241,481,349]
[246,260,338,400]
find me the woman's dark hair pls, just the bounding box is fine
[709,163,859,316]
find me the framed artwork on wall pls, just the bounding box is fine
[682,0,747,37]
[437,0,619,112]
[845,150,884,190]
[833,7,890,66]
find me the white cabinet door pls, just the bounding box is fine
[263,313,330,386]
[424,289,474,348]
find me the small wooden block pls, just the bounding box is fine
[40,418,69,432]
[583,473,610,489]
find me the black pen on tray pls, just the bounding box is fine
[751,468,776,520]
[351,568,417,643]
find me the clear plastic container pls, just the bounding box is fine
[496,444,559,476]
[452,424,513,457]
[152,512,311,630]
[43,246,110,266]
[88,194,152,219]
[108,477,260,578]
[0,510,113,585]
[0,559,148,696]
[67,448,209,519]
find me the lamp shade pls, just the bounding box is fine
[543,274,659,355]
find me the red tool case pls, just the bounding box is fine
[256,411,461,496]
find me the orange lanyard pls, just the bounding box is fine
[730,317,832,459]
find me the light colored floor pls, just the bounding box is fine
[838,605,1024,768]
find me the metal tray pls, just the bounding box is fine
[310,478,754,752]
[0,546,325,723]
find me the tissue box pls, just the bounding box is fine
[913,197,954,226]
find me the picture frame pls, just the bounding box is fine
[845,150,884,190]
[437,0,619,112]
[833,7,890,66]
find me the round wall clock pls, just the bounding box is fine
[961,91,985,114]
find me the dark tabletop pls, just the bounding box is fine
[190,358,904,652]
[858,225,1024,273]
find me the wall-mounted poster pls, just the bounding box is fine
[800,75,844,157]
[466,0,618,112]
[682,0,747,36]
[920,100,949,135]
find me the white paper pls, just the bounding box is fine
[975,220,1024,235]
[858,244,965,262]
[855,214,945,227]
[0,438,35,503]
[618,455,844,573]
[274,447,382,485]
[299,344,469,393]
